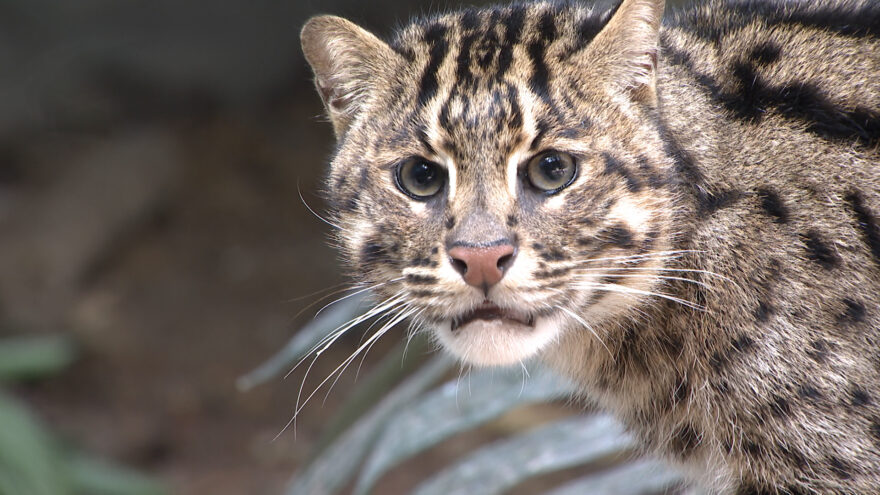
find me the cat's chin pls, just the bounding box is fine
[433,313,564,367]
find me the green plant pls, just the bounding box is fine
[241,294,689,494]
[0,335,166,495]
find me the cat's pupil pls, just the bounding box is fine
[540,156,566,181]
[412,162,436,186]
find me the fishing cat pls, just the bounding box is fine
[300,0,880,492]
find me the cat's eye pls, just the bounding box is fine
[395,157,446,200]
[526,151,577,193]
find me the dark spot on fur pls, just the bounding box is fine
[361,242,387,265]
[748,42,781,65]
[732,334,755,352]
[769,395,792,418]
[445,216,456,229]
[672,424,700,457]
[699,188,742,215]
[802,231,840,269]
[602,224,635,248]
[756,188,789,223]
[828,456,853,479]
[535,267,569,279]
[807,339,830,363]
[798,384,822,401]
[506,215,518,227]
[839,298,866,324]
[777,442,807,469]
[850,386,872,407]
[532,242,545,251]
[673,376,690,404]
[540,248,567,262]
[710,350,727,371]
[406,274,438,284]
[754,300,773,322]
[871,419,880,446]
[576,237,595,247]
[430,246,439,255]
[845,191,880,265]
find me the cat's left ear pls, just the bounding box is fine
[584,0,665,105]
[301,16,399,136]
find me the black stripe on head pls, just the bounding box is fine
[845,191,880,265]
[602,153,642,192]
[418,23,449,107]
[526,10,557,101]
[530,120,550,151]
[495,6,526,80]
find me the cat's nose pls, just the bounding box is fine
[448,243,516,291]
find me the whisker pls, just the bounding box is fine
[287,292,408,378]
[277,304,412,441]
[579,281,705,311]
[555,305,611,356]
[313,278,404,319]
[575,266,735,283]
[297,180,342,230]
[578,273,715,290]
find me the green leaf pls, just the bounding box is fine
[286,355,454,495]
[67,455,167,495]
[411,414,636,495]
[543,460,683,495]
[0,393,69,495]
[354,365,574,494]
[237,291,369,391]
[0,335,77,381]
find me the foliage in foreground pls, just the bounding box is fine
[0,335,166,495]
[241,293,688,494]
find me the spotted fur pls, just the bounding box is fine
[301,0,880,492]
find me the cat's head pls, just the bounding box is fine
[302,0,679,366]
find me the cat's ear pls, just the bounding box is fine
[585,0,665,105]
[301,16,398,136]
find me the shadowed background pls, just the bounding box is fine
[0,1,684,493]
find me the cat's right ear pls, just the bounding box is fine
[301,16,398,137]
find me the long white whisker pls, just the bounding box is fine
[578,273,715,290]
[297,181,342,230]
[580,282,705,311]
[313,278,404,319]
[556,305,611,356]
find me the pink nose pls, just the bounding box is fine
[448,244,516,290]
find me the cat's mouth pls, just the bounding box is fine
[451,301,535,331]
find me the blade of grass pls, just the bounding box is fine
[411,414,636,495]
[285,355,453,495]
[237,291,369,391]
[312,333,431,457]
[354,365,574,495]
[0,336,77,381]
[543,459,683,495]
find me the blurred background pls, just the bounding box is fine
[0,1,684,494]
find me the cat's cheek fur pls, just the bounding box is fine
[433,314,568,367]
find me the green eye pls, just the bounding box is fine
[395,157,445,200]
[526,151,577,193]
